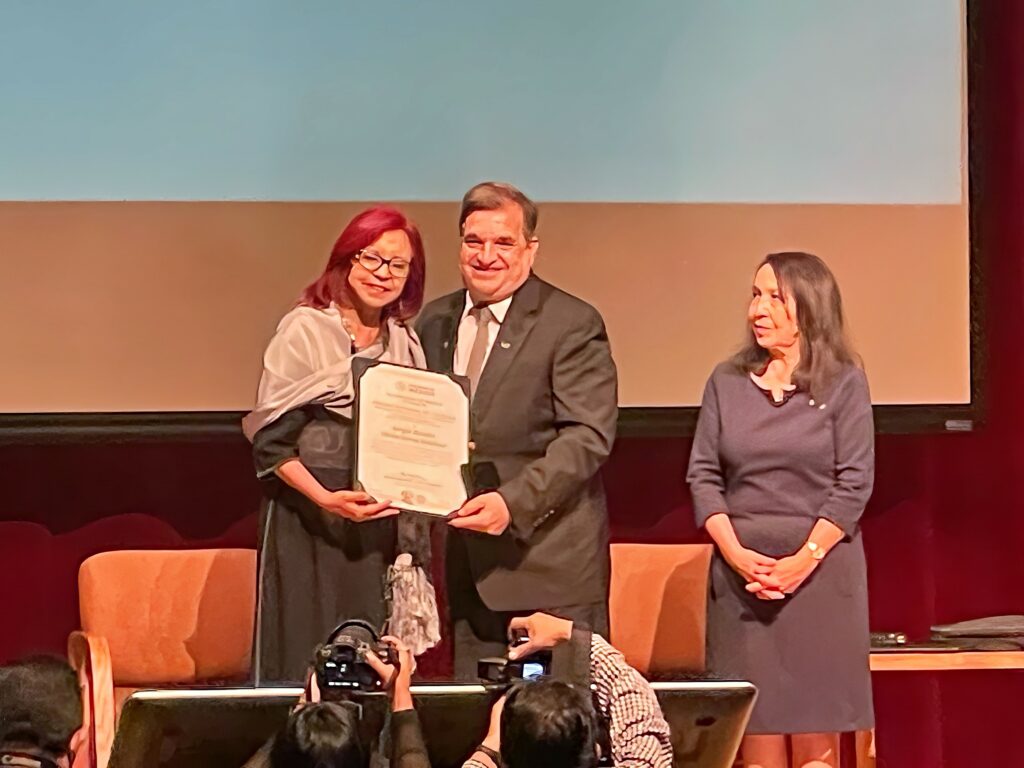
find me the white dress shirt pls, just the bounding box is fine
[453,292,513,377]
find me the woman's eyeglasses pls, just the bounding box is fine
[353,249,411,278]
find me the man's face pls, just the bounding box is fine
[459,203,538,304]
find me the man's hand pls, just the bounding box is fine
[448,492,511,535]
[364,635,416,712]
[316,490,397,522]
[507,613,573,660]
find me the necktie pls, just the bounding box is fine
[465,305,494,397]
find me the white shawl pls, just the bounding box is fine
[243,304,426,441]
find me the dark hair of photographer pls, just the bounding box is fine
[0,656,83,768]
[269,701,366,768]
[501,681,598,768]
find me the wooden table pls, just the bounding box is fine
[869,649,1024,672]
[857,651,1024,766]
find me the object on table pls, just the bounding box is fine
[930,615,1024,651]
[870,631,908,648]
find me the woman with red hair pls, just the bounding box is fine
[243,205,438,684]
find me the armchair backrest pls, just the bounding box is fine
[609,543,713,676]
[77,548,256,684]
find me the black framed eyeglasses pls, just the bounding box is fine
[354,249,411,278]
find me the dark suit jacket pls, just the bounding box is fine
[416,274,618,610]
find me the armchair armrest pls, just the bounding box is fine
[68,631,115,768]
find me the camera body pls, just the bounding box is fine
[477,629,552,685]
[477,652,552,685]
[314,619,397,698]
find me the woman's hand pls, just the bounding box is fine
[316,490,397,521]
[720,541,780,588]
[749,519,839,599]
[275,461,396,521]
[768,549,820,595]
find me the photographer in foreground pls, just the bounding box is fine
[464,613,673,768]
[244,634,428,768]
[0,656,84,768]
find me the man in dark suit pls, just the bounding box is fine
[416,181,618,676]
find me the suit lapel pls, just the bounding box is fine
[472,274,543,421]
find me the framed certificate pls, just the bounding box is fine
[353,361,471,516]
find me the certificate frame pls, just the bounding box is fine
[352,359,472,516]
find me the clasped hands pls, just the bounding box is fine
[721,541,820,600]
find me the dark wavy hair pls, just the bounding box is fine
[501,680,598,768]
[732,251,860,400]
[300,205,426,322]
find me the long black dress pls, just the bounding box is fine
[244,305,427,684]
[686,362,875,734]
[252,404,397,684]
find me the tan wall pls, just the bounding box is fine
[0,201,969,411]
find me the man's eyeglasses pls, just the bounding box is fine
[353,249,411,278]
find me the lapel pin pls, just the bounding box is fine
[500,341,511,349]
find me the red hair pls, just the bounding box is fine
[300,205,426,322]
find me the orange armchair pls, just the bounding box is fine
[68,548,257,768]
[608,543,713,676]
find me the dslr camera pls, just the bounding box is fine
[477,628,552,685]
[314,619,397,698]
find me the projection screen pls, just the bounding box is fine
[0,1,971,425]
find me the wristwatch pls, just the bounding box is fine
[805,541,827,561]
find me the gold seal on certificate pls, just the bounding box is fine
[354,361,471,516]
